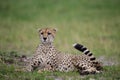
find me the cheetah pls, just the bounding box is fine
[26,28,102,75]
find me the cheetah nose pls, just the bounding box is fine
[43,37,47,41]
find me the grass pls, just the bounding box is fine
[0,62,120,80]
[0,0,120,80]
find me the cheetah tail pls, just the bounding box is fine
[73,43,96,61]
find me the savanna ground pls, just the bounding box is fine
[0,0,120,80]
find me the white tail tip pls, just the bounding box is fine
[72,43,77,47]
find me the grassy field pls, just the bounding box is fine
[0,0,120,80]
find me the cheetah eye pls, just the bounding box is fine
[41,32,43,35]
[48,32,51,35]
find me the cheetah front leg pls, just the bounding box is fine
[25,58,42,72]
[37,64,54,73]
[79,67,100,75]
[25,64,34,72]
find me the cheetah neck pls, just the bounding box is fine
[41,42,53,47]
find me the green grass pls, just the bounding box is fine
[0,62,120,80]
[0,0,120,80]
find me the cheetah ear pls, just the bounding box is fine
[53,28,57,33]
[37,28,42,32]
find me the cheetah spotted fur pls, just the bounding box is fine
[26,28,102,75]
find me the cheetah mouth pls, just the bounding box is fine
[42,39,46,42]
[43,40,47,42]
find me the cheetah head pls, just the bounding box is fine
[38,28,57,44]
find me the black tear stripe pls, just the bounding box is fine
[90,57,96,60]
[88,53,92,56]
